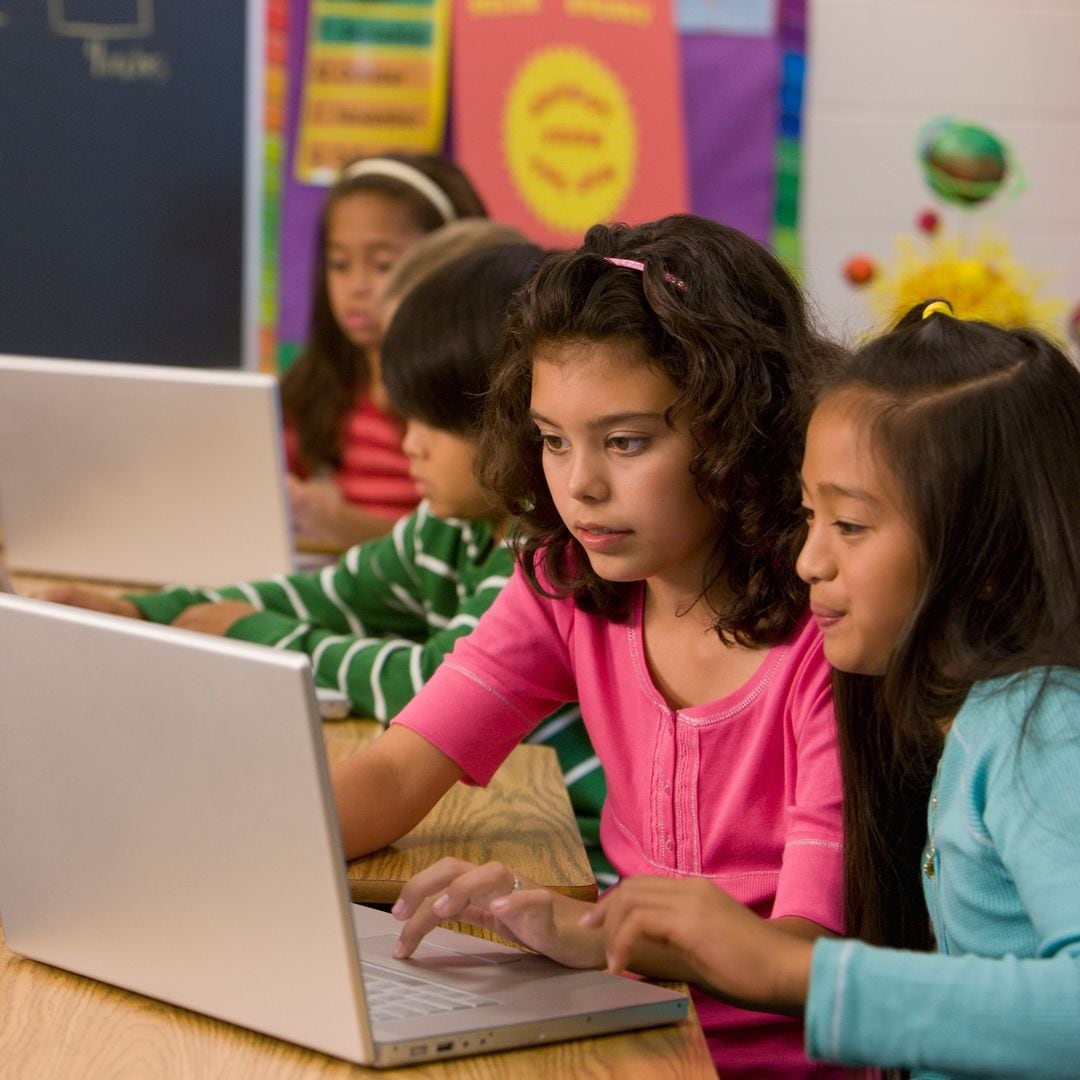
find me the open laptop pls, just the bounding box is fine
[0,557,363,722]
[0,354,295,587]
[0,595,688,1068]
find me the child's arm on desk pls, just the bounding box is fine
[289,474,395,551]
[35,584,142,619]
[332,724,462,858]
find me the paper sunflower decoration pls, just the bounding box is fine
[867,226,1065,341]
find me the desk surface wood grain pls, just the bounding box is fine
[327,722,597,905]
[0,915,715,1078]
[1,723,709,1077]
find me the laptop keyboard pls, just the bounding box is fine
[362,963,498,1022]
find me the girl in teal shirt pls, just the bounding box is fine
[584,300,1080,1078]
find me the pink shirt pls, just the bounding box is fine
[285,395,418,520]
[393,565,845,1076]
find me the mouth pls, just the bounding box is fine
[342,311,373,333]
[810,603,844,631]
[575,523,632,551]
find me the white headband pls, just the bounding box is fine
[340,158,458,225]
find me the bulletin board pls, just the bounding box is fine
[275,0,793,360]
[0,1,265,368]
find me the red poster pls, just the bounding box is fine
[453,0,688,248]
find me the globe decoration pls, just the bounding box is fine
[919,119,1009,207]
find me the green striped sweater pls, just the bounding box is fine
[128,502,614,884]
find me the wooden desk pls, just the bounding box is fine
[0,914,715,1078]
[327,722,597,905]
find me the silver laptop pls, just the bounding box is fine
[0,595,688,1068]
[0,355,295,587]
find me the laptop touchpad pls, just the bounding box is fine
[358,933,527,968]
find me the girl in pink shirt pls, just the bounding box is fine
[332,214,847,1077]
[281,154,488,551]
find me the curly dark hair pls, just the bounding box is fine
[477,214,843,645]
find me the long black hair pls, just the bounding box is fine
[826,301,1080,950]
[281,154,487,471]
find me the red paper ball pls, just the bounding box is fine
[844,255,876,286]
[917,209,941,235]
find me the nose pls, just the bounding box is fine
[344,263,375,298]
[795,518,833,585]
[566,448,608,503]
[402,419,427,460]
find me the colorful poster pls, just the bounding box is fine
[262,0,289,371]
[453,0,688,248]
[293,0,450,184]
[770,0,805,273]
[677,0,775,36]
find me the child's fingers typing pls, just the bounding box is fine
[390,858,602,967]
[585,875,813,1012]
[391,859,528,955]
[389,856,484,921]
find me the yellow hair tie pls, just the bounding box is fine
[922,300,954,320]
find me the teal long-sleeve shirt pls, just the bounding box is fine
[128,502,614,882]
[805,670,1080,1079]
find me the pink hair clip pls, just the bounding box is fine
[604,256,688,294]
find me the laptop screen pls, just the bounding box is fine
[0,355,295,587]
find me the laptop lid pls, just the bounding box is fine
[0,594,373,1064]
[0,355,294,587]
[0,596,689,1068]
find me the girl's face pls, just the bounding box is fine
[797,391,921,675]
[402,420,492,522]
[530,342,717,603]
[325,192,427,350]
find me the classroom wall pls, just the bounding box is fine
[275,0,794,351]
[800,0,1080,346]
[6,2,1075,366]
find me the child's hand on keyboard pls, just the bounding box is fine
[390,857,606,971]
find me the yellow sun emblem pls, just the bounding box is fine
[870,231,1064,341]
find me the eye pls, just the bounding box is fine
[835,519,866,537]
[538,433,569,453]
[607,435,647,454]
[326,258,348,274]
